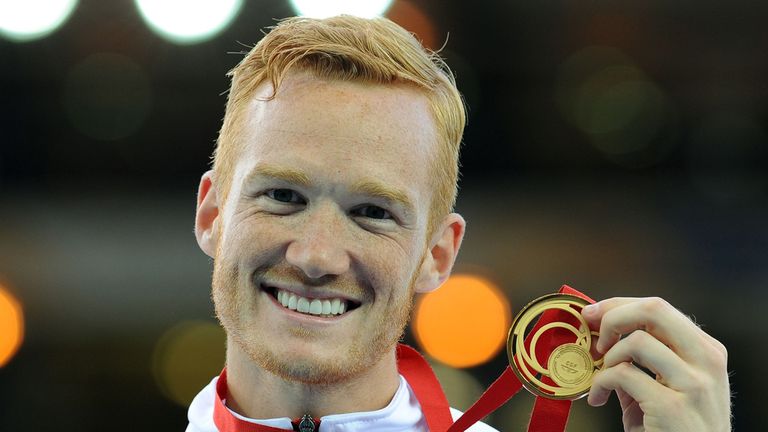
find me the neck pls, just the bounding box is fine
[223,339,401,420]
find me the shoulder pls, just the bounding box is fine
[449,408,500,432]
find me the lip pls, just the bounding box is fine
[257,281,362,308]
[256,280,362,324]
[262,288,352,324]
[262,282,360,304]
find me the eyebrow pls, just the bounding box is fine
[244,164,311,187]
[351,180,415,213]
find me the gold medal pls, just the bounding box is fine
[507,293,603,400]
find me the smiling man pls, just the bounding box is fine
[187,15,731,432]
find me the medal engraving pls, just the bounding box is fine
[507,293,603,400]
[548,343,593,388]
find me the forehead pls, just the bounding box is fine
[231,72,438,207]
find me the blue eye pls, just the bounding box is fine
[354,205,392,220]
[266,189,305,204]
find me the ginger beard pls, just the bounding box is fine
[211,237,427,386]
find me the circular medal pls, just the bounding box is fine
[506,293,602,400]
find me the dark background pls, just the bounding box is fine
[1,0,765,430]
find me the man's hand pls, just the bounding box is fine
[581,297,731,432]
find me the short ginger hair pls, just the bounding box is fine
[213,15,466,236]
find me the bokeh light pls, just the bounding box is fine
[289,0,394,19]
[62,52,152,141]
[413,274,510,368]
[135,0,243,44]
[0,0,78,42]
[152,320,225,406]
[556,46,677,166]
[0,284,24,368]
[386,0,438,50]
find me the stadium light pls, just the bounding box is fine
[289,0,394,19]
[134,0,243,45]
[0,0,78,42]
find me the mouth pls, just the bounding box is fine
[262,284,361,318]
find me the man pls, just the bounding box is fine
[188,15,731,432]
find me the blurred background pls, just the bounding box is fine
[1,0,765,430]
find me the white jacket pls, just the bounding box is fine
[186,374,498,432]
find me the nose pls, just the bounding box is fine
[285,205,352,279]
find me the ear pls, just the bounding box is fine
[195,170,220,258]
[414,213,466,293]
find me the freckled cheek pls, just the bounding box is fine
[223,218,296,268]
[360,245,411,298]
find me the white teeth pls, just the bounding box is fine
[309,299,322,314]
[273,288,350,317]
[297,297,310,313]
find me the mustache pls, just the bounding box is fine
[255,266,369,299]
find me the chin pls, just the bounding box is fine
[244,338,373,385]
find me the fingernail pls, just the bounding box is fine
[588,396,605,407]
[587,390,608,407]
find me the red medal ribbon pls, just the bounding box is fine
[214,370,296,432]
[213,285,594,432]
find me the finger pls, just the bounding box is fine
[602,329,693,390]
[615,389,644,430]
[615,388,636,412]
[588,361,671,407]
[583,297,707,363]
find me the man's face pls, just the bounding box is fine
[207,72,440,384]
